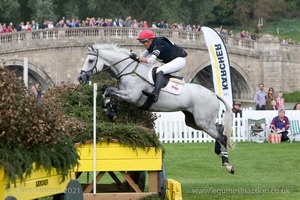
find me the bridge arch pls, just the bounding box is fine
[188,60,252,101]
[3,58,54,90]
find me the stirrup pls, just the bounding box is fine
[142,90,154,97]
[142,90,159,103]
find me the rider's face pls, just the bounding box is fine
[141,39,152,49]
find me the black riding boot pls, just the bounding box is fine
[143,71,164,103]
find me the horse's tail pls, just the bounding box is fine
[217,95,233,149]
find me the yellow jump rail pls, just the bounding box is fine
[75,141,164,200]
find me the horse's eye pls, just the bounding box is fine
[88,59,93,63]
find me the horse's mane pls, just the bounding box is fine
[92,43,131,55]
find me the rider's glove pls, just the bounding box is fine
[130,53,140,62]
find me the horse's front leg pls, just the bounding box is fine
[103,85,131,101]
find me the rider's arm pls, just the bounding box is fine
[140,50,149,58]
[139,44,162,64]
[140,54,156,64]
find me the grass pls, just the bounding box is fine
[263,18,300,43]
[39,142,299,200]
[283,91,300,103]
[163,142,300,200]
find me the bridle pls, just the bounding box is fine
[81,49,99,78]
[84,49,148,82]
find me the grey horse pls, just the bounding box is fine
[78,44,234,174]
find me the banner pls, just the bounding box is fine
[202,26,233,107]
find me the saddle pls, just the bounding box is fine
[140,67,185,110]
[150,67,184,94]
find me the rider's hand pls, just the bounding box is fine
[130,53,140,62]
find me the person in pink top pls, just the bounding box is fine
[276,91,285,110]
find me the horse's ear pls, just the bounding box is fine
[87,46,92,52]
[87,45,94,52]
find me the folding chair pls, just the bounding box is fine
[289,120,300,143]
[248,118,267,143]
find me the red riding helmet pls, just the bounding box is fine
[137,30,155,41]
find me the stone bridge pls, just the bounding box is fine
[0,27,299,101]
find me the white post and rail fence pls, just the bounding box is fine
[154,109,300,143]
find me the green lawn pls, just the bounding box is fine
[163,142,299,200]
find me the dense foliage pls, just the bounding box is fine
[0,67,161,188]
[0,67,81,187]
[0,0,300,28]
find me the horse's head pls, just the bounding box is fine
[78,45,106,84]
[78,44,132,84]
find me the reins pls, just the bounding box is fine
[91,50,151,84]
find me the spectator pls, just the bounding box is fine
[270,100,278,110]
[281,37,288,44]
[250,32,257,40]
[152,21,157,28]
[240,30,246,38]
[0,23,8,33]
[48,21,54,29]
[118,17,125,27]
[7,22,16,32]
[270,109,290,142]
[30,82,43,105]
[31,20,38,31]
[293,103,300,110]
[254,83,266,110]
[232,101,242,118]
[16,22,23,31]
[132,19,138,28]
[25,21,32,31]
[125,16,133,27]
[142,21,149,28]
[266,87,275,110]
[55,20,64,28]
[276,91,285,110]
[41,20,48,29]
[112,17,119,27]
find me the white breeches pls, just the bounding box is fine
[156,57,186,74]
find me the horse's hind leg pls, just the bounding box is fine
[183,111,234,174]
[215,124,234,174]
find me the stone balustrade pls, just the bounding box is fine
[0,27,259,53]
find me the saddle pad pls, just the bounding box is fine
[147,70,184,95]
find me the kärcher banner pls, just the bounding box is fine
[202,26,233,107]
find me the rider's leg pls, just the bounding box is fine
[142,57,186,102]
[143,70,164,102]
[158,57,186,74]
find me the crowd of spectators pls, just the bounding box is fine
[0,16,203,33]
[0,15,296,43]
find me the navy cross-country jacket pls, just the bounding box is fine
[147,37,187,63]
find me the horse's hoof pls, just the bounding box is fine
[230,167,235,174]
[224,163,235,174]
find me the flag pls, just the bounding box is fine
[202,26,233,107]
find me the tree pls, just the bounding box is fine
[28,0,57,24]
[0,0,21,23]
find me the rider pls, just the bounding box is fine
[130,29,187,103]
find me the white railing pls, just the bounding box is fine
[154,110,300,143]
